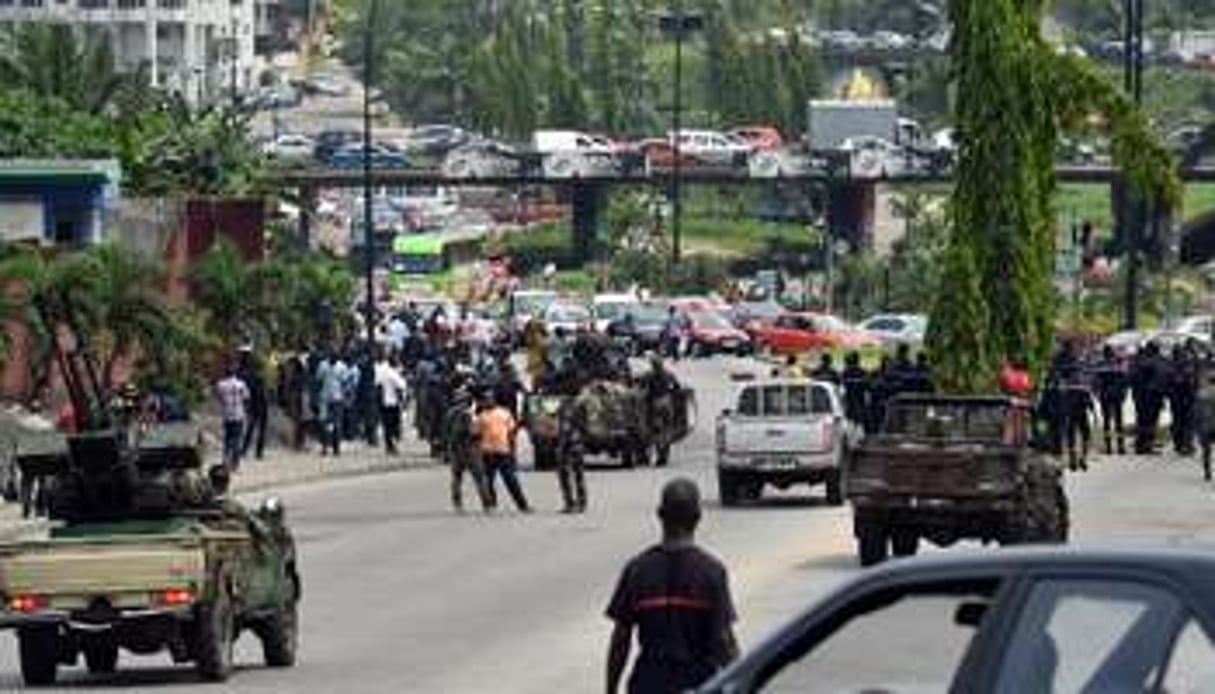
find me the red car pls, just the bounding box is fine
[686,310,752,356]
[751,313,879,354]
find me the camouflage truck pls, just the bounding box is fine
[0,426,299,686]
[559,381,695,468]
[847,395,1068,567]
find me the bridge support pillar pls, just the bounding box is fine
[827,181,876,250]
[571,182,607,265]
[298,185,318,251]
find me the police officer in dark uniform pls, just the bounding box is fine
[868,355,896,434]
[1130,342,1167,454]
[443,385,489,513]
[1168,344,1200,456]
[1093,345,1129,455]
[840,351,869,428]
[605,478,738,694]
[639,356,682,467]
[1046,341,1094,471]
[809,353,840,385]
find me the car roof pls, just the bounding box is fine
[739,378,837,390]
[853,545,1215,590]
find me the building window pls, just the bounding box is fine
[117,0,145,7]
[157,0,185,8]
[78,0,110,7]
[20,0,44,7]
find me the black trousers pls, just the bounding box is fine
[1134,394,1162,454]
[1099,396,1125,454]
[381,405,402,454]
[242,406,268,459]
[1170,394,1196,455]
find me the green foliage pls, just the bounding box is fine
[669,255,730,295]
[926,239,994,393]
[929,0,1179,392]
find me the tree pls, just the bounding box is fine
[190,240,263,352]
[928,0,1179,391]
[0,23,151,115]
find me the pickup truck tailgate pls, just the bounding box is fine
[723,415,832,455]
[0,540,206,597]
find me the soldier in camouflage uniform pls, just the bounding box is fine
[556,399,588,513]
[443,388,489,513]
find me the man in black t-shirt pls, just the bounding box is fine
[606,478,738,694]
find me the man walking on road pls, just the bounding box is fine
[477,394,531,513]
[215,365,250,470]
[606,478,738,694]
[375,352,408,455]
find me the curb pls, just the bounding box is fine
[232,454,436,496]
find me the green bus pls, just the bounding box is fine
[390,232,446,291]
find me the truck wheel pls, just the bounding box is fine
[825,471,844,506]
[891,532,919,558]
[259,585,299,668]
[718,471,740,507]
[857,526,888,567]
[195,588,235,682]
[18,626,59,686]
[84,642,119,674]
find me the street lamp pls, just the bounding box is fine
[659,3,704,265]
[1121,0,1145,330]
[362,0,380,350]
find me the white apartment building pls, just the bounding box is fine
[0,0,261,104]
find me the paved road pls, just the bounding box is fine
[1,357,1215,692]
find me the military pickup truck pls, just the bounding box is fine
[846,395,1068,566]
[0,428,300,686]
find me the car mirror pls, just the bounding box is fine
[720,409,733,418]
[954,601,989,628]
[258,497,286,524]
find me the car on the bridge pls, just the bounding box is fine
[730,126,784,151]
[399,124,474,157]
[533,130,622,179]
[642,130,753,172]
[442,140,538,179]
[697,547,1215,693]
[313,129,362,162]
[841,136,912,178]
[325,142,411,169]
[716,378,851,506]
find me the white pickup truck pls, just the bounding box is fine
[715,379,854,506]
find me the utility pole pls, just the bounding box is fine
[1121,0,1145,330]
[362,0,379,350]
[660,4,703,265]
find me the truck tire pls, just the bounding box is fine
[891,532,919,558]
[259,583,299,668]
[195,588,235,682]
[18,626,58,686]
[84,642,119,674]
[825,471,844,506]
[857,526,888,567]
[718,471,741,507]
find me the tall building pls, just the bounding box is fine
[0,0,259,104]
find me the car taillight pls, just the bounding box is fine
[154,588,196,607]
[8,594,45,612]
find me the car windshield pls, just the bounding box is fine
[595,302,633,320]
[549,304,590,322]
[631,304,670,324]
[691,311,732,330]
[514,293,556,316]
[884,402,1013,442]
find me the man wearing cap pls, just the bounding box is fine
[605,478,738,694]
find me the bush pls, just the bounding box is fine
[670,255,731,295]
[499,223,605,276]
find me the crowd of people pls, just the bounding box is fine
[210,301,686,516]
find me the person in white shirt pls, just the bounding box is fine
[386,315,409,356]
[375,353,409,455]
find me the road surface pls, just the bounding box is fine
[1,357,1214,692]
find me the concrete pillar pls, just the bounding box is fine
[827,181,877,250]
[570,182,606,264]
[298,186,318,251]
[184,22,199,103]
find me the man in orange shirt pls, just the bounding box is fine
[477,394,531,513]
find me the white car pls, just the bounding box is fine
[543,302,594,335]
[859,313,928,345]
[533,130,621,178]
[674,129,753,168]
[262,134,315,162]
[841,136,909,178]
[591,293,640,333]
[509,289,558,335]
[1171,314,1214,341]
[716,379,855,506]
